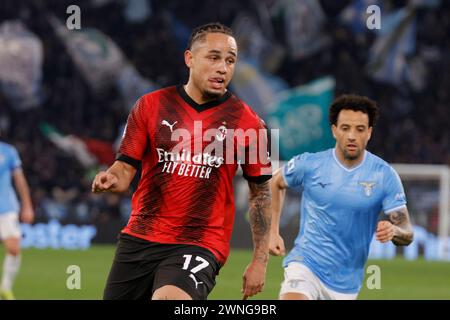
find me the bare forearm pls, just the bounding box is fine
[270,169,288,233]
[13,170,33,209]
[392,225,413,246]
[389,209,414,246]
[248,181,272,263]
[270,183,286,232]
[106,161,136,193]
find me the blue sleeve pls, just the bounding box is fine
[8,146,22,171]
[382,166,407,214]
[282,153,309,188]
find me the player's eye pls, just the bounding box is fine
[226,58,235,64]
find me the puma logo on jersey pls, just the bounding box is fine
[189,274,204,289]
[317,182,331,188]
[360,182,376,196]
[161,120,177,132]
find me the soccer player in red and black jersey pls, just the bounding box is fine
[92,22,272,300]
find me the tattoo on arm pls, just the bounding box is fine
[389,208,414,246]
[248,180,272,263]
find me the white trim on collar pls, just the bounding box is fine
[332,148,367,172]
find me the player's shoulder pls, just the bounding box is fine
[140,86,176,102]
[0,142,20,164]
[294,148,332,162]
[0,141,16,154]
[130,86,176,114]
[366,151,397,174]
[145,86,176,97]
[310,148,333,160]
[288,149,332,170]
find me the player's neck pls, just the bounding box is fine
[334,148,366,169]
[183,83,224,105]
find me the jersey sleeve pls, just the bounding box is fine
[282,153,309,188]
[8,146,22,171]
[240,117,272,184]
[382,166,407,214]
[117,96,150,168]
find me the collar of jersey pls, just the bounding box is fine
[177,85,232,112]
[332,148,367,172]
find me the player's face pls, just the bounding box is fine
[186,33,237,99]
[332,109,372,161]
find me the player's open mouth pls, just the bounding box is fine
[209,78,225,89]
[347,144,357,151]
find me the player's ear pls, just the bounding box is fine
[367,126,373,141]
[331,124,337,139]
[185,50,193,68]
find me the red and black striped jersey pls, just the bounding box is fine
[118,85,272,265]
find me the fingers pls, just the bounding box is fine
[376,231,394,242]
[242,282,264,300]
[20,208,35,224]
[377,221,391,231]
[92,172,117,193]
[376,228,393,237]
[269,245,286,256]
[269,236,286,256]
[279,243,286,256]
[21,214,34,224]
[268,242,279,255]
[22,215,34,224]
[241,275,264,299]
[241,275,247,299]
[376,229,394,240]
[269,247,280,256]
[376,221,394,243]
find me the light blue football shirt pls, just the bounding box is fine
[282,148,406,293]
[0,142,22,215]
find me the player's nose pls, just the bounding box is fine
[347,129,357,140]
[217,60,227,74]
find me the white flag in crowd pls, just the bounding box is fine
[273,0,330,60]
[367,7,417,86]
[50,16,127,93]
[0,20,43,110]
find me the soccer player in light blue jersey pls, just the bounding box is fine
[269,94,413,300]
[0,139,34,300]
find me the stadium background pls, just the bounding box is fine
[0,0,449,299]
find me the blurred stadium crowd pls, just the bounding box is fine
[0,0,449,238]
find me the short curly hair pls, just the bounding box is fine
[329,94,379,128]
[187,22,234,50]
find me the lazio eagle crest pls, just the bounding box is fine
[359,182,376,196]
